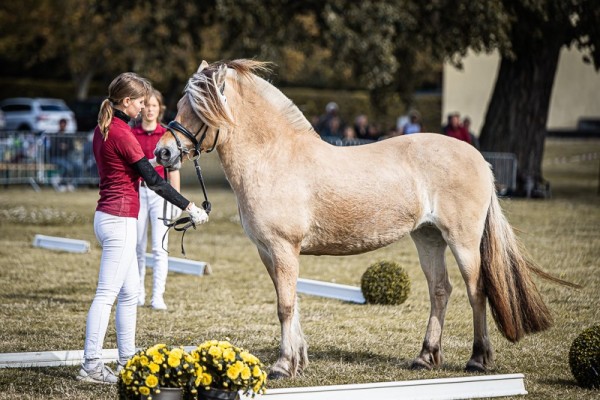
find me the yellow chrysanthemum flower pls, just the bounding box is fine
[168,355,180,368]
[252,365,262,377]
[241,366,251,380]
[145,374,159,388]
[139,355,149,366]
[226,361,244,380]
[222,348,236,362]
[152,354,165,364]
[139,386,150,396]
[208,345,222,358]
[148,362,160,374]
[201,372,212,386]
[170,348,183,359]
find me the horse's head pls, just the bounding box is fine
[155,60,234,169]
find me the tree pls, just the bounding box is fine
[478,0,600,197]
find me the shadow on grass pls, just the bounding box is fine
[306,347,469,373]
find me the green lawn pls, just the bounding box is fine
[0,138,598,399]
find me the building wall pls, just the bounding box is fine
[443,48,600,135]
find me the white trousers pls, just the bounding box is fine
[84,211,139,364]
[137,185,170,302]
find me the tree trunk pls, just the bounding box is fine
[479,42,562,198]
[74,70,94,101]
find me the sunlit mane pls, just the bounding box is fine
[185,59,318,137]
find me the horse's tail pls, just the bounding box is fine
[480,190,580,342]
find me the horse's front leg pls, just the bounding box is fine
[258,246,308,379]
[410,228,452,370]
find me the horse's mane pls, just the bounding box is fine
[185,59,317,136]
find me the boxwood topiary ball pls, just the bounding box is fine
[569,324,600,389]
[361,261,411,305]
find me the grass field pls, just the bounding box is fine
[0,138,598,399]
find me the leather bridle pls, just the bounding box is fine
[159,120,220,256]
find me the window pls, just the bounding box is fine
[40,104,69,111]
[1,104,32,112]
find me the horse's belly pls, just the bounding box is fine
[300,229,409,256]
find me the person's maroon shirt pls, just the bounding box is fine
[93,117,145,218]
[445,126,472,144]
[131,123,167,178]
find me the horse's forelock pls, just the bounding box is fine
[184,67,234,129]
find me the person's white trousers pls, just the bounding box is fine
[137,185,170,302]
[84,211,139,365]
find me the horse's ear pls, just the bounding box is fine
[197,60,209,73]
[214,65,228,93]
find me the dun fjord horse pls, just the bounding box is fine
[155,59,574,379]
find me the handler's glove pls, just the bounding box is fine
[170,204,183,220]
[186,202,209,225]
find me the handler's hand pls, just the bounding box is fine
[186,202,209,225]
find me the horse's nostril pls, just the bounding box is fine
[157,148,171,160]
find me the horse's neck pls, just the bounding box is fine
[215,77,318,192]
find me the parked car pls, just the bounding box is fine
[0,97,77,132]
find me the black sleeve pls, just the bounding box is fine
[132,157,190,211]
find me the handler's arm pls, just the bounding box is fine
[132,157,189,210]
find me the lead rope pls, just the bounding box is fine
[159,165,212,256]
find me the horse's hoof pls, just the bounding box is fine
[410,358,433,370]
[267,370,290,380]
[465,360,487,373]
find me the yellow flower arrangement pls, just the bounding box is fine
[118,344,197,400]
[191,340,267,397]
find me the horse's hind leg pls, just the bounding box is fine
[257,246,308,379]
[410,226,452,370]
[449,240,493,372]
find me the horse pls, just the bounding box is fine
[155,59,576,379]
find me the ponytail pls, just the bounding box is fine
[98,99,114,140]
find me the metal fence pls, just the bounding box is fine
[0,131,98,191]
[481,151,518,195]
[321,136,518,195]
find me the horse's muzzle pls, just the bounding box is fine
[154,147,180,169]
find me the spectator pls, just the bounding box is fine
[49,118,78,191]
[132,89,181,311]
[342,125,357,143]
[366,123,382,141]
[402,110,423,135]
[317,102,344,138]
[78,72,209,385]
[463,116,480,150]
[353,114,370,140]
[443,112,471,144]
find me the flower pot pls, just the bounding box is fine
[197,388,240,400]
[141,387,183,400]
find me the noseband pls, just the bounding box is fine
[166,120,219,161]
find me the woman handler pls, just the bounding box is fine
[77,73,208,384]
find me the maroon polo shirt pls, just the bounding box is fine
[131,123,167,178]
[93,117,145,218]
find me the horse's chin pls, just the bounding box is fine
[168,160,182,170]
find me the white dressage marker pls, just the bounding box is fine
[297,278,365,304]
[249,374,527,400]
[145,253,211,276]
[0,347,195,368]
[32,234,90,253]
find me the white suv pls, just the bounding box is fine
[0,97,77,132]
